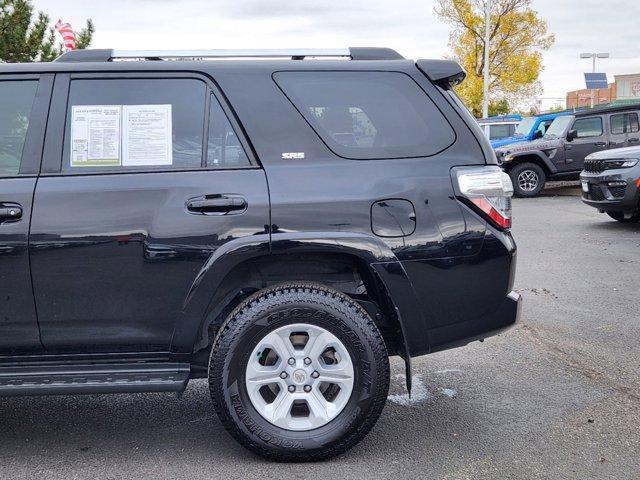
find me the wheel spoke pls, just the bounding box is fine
[268,331,297,361]
[304,330,334,360]
[317,364,353,386]
[268,391,294,426]
[306,388,332,424]
[245,363,282,385]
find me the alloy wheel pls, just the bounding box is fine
[517,170,539,192]
[245,323,354,431]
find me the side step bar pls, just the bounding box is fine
[0,363,190,397]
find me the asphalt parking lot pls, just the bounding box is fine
[1,184,639,480]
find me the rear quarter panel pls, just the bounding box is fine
[212,61,515,356]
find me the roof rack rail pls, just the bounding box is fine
[55,47,404,63]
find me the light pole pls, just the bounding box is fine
[482,0,491,118]
[580,52,610,108]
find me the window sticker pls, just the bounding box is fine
[122,104,173,167]
[70,105,121,167]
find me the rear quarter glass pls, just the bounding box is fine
[273,71,455,160]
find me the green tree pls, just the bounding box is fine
[488,98,510,117]
[0,0,94,63]
[435,0,554,117]
[546,104,565,113]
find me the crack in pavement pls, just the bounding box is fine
[520,324,640,403]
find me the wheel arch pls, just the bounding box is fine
[507,153,556,175]
[171,232,421,376]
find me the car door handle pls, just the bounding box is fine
[629,137,639,143]
[594,142,607,147]
[186,195,247,215]
[0,204,23,222]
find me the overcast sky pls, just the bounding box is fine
[32,0,640,110]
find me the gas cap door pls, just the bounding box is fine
[371,199,416,238]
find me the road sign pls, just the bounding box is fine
[584,73,608,89]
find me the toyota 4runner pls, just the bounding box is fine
[0,47,519,461]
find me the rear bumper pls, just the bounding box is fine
[372,229,519,358]
[427,291,521,353]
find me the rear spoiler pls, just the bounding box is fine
[416,59,466,89]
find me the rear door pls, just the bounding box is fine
[0,74,52,354]
[564,115,606,171]
[608,111,640,148]
[30,73,269,354]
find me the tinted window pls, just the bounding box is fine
[274,71,455,159]
[63,78,206,172]
[207,95,250,168]
[610,112,640,135]
[489,124,513,139]
[572,117,603,138]
[0,80,38,176]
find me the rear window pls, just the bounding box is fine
[274,71,455,159]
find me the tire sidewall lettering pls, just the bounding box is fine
[224,303,378,449]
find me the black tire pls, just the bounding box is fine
[606,211,640,222]
[209,282,390,462]
[509,162,546,198]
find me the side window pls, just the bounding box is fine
[63,78,206,172]
[489,124,512,140]
[537,120,553,135]
[206,95,251,168]
[0,80,38,177]
[610,113,640,135]
[274,71,455,160]
[572,117,603,138]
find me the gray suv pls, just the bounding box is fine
[580,145,640,222]
[495,104,640,197]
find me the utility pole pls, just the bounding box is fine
[482,0,491,118]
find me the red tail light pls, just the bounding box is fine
[453,166,514,230]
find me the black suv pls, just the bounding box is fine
[496,104,640,197]
[0,47,519,461]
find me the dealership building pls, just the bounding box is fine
[566,73,640,109]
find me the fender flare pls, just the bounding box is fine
[170,232,428,373]
[508,151,557,175]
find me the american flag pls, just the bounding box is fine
[55,20,76,51]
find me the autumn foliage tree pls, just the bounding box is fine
[435,0,554,117]
[0,0,94,63]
